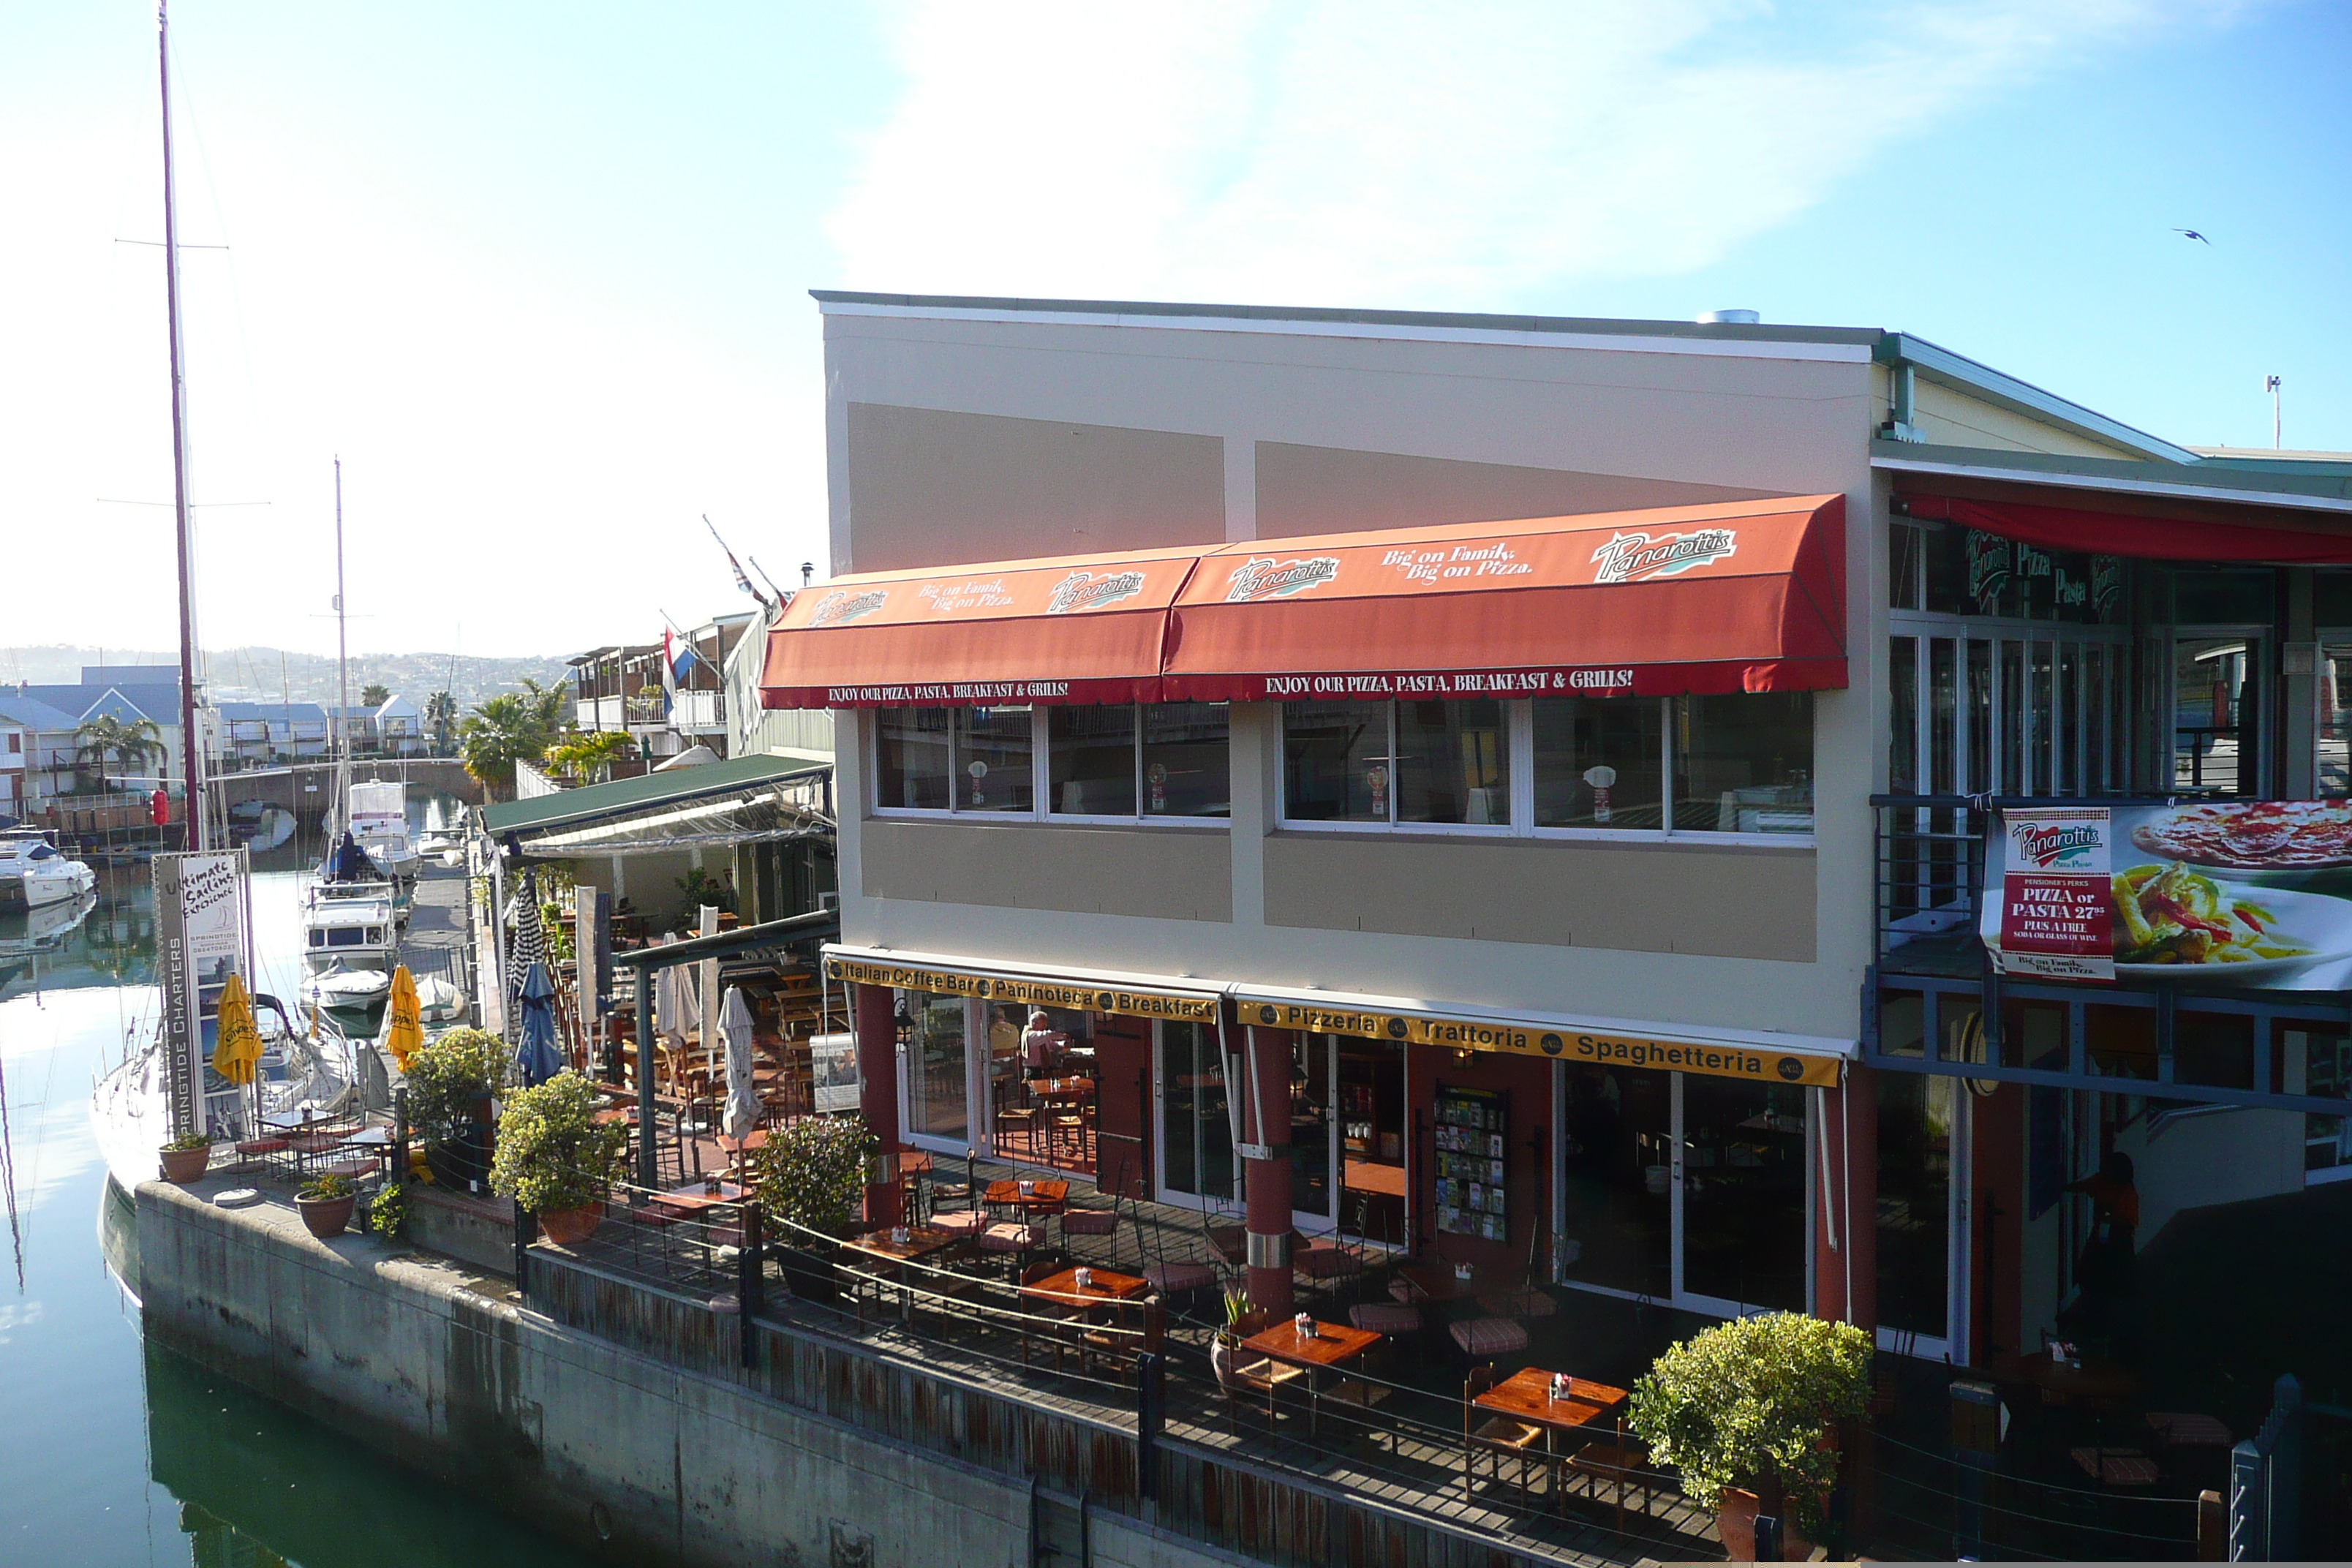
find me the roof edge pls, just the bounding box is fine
[1877,333,2198,465]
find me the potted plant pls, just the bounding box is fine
[296,1171,358,1239]
[159,1131,211,1184]
[402,1026,506,1191]
[366,1180,410,1242]
[489,1071,627,1245]
[747,1113,877,1303]
[1628,1311,1871,1560]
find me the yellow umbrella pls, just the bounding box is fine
[212,970,263,1087]
[382,965,424,1071]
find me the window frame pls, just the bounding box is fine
[867,704,1232,829]
[1277,697,1817,847]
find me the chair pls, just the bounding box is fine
[977,1221,1046,1280]
[1565,1439,1654,1531]
[1292,1231,1366,1305]
[1477,1287,1558,1321]
[1463,1364,1545,1507]
[1211,1315,1306,1427]
[1450,1317,1530,1360]
[1080,1299,1164,1383]
[2071,1446,2160,1488]
[1019,1260,1082,1370]
[1347,1303,1422,1335]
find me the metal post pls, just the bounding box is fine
[739,1205,764,1370]
[1753,1514,1782,1563]
[2230,1439,2267,1560]
[392,1085,410,1192]
[513,1204,537,1302]
[636,961,657,1188]
[1136,1350,1163,1504]
[2269,1375,2303,1561]
[1951,1379,2000,1560]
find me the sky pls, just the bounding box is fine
[0,0,2345,660]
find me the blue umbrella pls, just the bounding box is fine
[513,960,565,1087]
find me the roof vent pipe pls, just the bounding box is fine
[1696,309,1760,325]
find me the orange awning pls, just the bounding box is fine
[758,543,1199,708]
[1163,495,1847,701]
[760,496,1847,708]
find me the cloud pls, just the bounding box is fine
[827,0,2253,308]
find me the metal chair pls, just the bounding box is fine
[1463,1363,1545,1507]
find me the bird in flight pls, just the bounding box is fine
[2174,228,2211,244]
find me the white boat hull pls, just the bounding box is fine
[0,859,97,909]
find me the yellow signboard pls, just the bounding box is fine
[825,957,1218,1023]
[1237,998,1842,1088]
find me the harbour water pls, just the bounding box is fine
[0,802,598,1565]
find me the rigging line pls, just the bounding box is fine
[94,498,271,508]
[113,238,227,249]
[0,1049,20,1292]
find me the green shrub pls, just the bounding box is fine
[748,1114,877,1241]
[490,1072,627,1214]
[162,1131,211,1153]
[300,1171,355,1202]
[1627,1311,1872,1538]
[403,1026,506,1147]
[369,1180,410,1240]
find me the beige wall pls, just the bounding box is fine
[1262,832,1815,962]
[1873,365,2147,459]
[843,403,1224,571]
[862,816,1232,922]
[823,309,1882,1044]
[1255,441,1782,537]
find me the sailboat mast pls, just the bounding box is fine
[334,456,348,772]
[159,0,203,853]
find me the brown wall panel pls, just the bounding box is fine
[862,817,1232,923]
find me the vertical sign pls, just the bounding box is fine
[1990,807,2114,980]
[575,883,611,1019]
[152,849,251,1139]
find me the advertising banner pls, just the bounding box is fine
[1982,800,2352,987]
[151,850,251,1139]
[808,1031,861,1113]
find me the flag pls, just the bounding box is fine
[702,515,768,607]
[660,628,677,717]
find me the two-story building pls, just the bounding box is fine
[755,293,2352,1387]
[217,701,331,766]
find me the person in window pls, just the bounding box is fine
[1022,1009,1066,1079]
[2060,1152,2139,1348]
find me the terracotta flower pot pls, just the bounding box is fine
[1714,1486,1814,1562]
[296,1193,356,1240]
[159,1145,211,1185]
[538,1203,603,1245]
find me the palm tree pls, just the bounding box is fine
[519,676,570,736]
[73,714,165,792]
[458,694,545,802]
[360,682,392,708]
[544,728,636,783]
[423,691,458,754]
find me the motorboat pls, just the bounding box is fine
[300,875,396,1014]
[90,990,376,1194]
[0,829,98,910]
[348,780,421,883]
[415,972,466,1023]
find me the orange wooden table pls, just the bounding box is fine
[1241,1318,1383,1434]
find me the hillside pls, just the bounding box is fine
[0,644,572,711]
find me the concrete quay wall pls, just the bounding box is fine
[137,1179,1546,1568]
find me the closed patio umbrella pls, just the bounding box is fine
[380,965,424,1072]
[212,970,263,1139]
[513,960,565,1087]
[720,985,759,1141]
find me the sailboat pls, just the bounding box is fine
[89,1,375,1194]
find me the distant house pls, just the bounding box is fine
[0,692,86,810]
[216,701,330,764]
[0,717,23,820]
[373,694,426,755]
[13,669,216,799]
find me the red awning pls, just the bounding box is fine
[761,495,1849,709]
[1901,493,2352,565]
[1163,495,1847,701]
[758,544,1198,708]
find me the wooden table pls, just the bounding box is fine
[986,1179,1069,1215]
[1019,1265,1150,1308]
[1030,1077,1094,1102]
[1474,1367,1629,1446]
[843,1225,957,1324]
[1398,1262,1504,1303]
[645,1179,745,1218]
[1241,1319,1383,1434]
[1342,1159,1406,1198]
[2015,1351,2141,1405]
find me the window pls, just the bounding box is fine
[1531,697,1662,829]
[1675,692,1814,834]
[875,703,1229,823]
[1282,695,1812,839]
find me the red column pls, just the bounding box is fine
[1813,1067,1878,1332]
[855,981,903,1228]
[1243,1025,1294,1316]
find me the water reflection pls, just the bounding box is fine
[0,866,151,1001]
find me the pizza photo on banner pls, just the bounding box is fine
[1982,800,2352,988]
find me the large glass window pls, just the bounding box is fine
[2171,636,2261,797]
[902,990,968,1142]
[1396,698,1508,825]
[955,707,1033,812]
[1142,703,1230,817]
[2319,645,2352,799]
[1160,1021,1237,1204]
[1531,698,1664,829]
[875,707,951,809]
[1283,701,1390,822]
[1048,705,1137,816]
[1673,693,1814,834]
[1876,1071,1955,1341]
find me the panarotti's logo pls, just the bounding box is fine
[1224,555,1340,603]
[1589,527,1738,585]
[1046,570,1147,615]
[2013,820,2103,869]
[807,589,888,627]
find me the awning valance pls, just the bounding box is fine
[1901,492,2352,564]
[759,544,1202,709]
[821,945,1222,1022]
[1165,495,1846,701]
[761,496,1847,708]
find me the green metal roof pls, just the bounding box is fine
[482,753,831,839]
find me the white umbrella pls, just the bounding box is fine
[720,985,760,1140]
[655,962,700,1044]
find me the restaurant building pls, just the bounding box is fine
[758,290,2352,1368]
